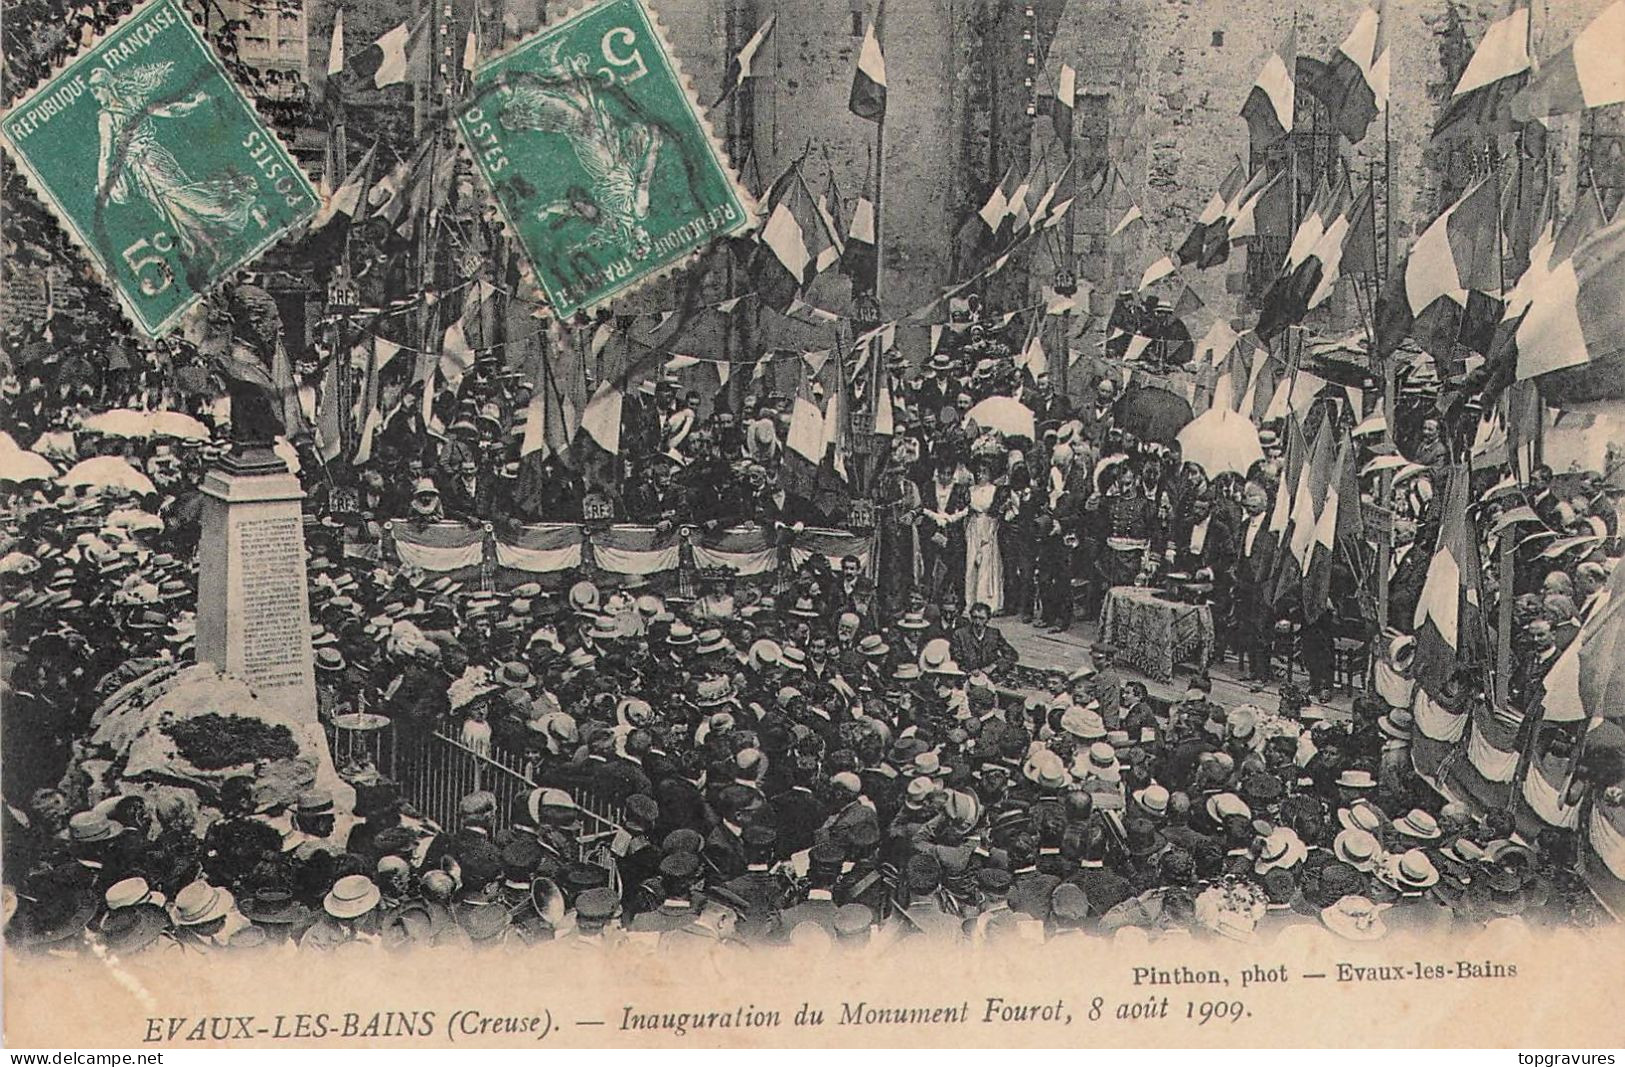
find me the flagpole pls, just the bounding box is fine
[872,5,886,310]
[1490,143,1514,716]
[1374,109,1395,638]
[1057,84,1076,403]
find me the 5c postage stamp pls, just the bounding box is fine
[456,0,753,320]
[0,0,319,339]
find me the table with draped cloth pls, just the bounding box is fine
[1099,586,1214,682]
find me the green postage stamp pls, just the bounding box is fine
[457,0,753,320]
[0,0,318,338]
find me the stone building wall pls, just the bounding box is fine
[1036,0,1617,358]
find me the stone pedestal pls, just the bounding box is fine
[196,464,351,813]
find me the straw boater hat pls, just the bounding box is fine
[104,877,166,912]
[68,811,123,845]
[919,638,963,677]
[694,675,735,708]
[100,904,169,954]
[1205,792,1250,824]
[1333,828,1381,872]
[239,888,309,926]
[1336,768,1377,790]
[324,875,381,920]
[1377,707,1415,740]
[171,882,234,927]
[1022,748,1071,790]
[696,629,729,655]
[747,638,782,671]
[1394,808,1442,840]
[1320,895,1387,941]
[1133,783,1170,817]
[1337,800,1387,834]
[1254,828,1308,875]
[568,580,601,616]
[896,610,929,631]
[1379,848,1441,892]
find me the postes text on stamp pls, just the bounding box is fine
[456,0,752,320]
[0,0,319,339]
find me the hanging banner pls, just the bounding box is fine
[788,528,873,571]
[388,521,487,573]
[692,527,779,575]
[593,525,682,576]
[494,524,585,573]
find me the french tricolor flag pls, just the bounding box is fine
[849,13,887,122]
[1241,28,1295,147]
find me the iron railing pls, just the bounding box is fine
[325,718,624,848]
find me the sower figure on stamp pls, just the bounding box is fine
[90,64,258,277]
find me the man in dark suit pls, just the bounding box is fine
[777,842,845,938]
[767,762,826,856]
[652,752,712,840]
[1232,480,1279,682]
[753,466,826,527]
[917,456,970,604]
[1076,376,1118,448]
[719,824,786,939]
[1066,823,1132,920]
[1037,444,1091,631]
[951,601,1019,678]
[703,786,758,880]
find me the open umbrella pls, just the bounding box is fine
[82,409,211,440]
[1175,406,1262,476]
[0,449,58,483]
[0,432,56,483]
[963,396,1035,439]
[81,409,154,438]
[105,508,166,534]
[58,456,155,496]
[147,411,210,440]
[1115,383,1194,445]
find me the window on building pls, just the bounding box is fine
[1579,108,1625,220]
[1245,88,1337,301]
[1211,30,1224,47]
[851,10,864,36]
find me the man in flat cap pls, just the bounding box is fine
[720,824,788,939]
[778,841,845,937]
[627,852,705,936]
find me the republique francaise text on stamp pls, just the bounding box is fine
[0,0,319,339]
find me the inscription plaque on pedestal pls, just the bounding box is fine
[196,465,349,811]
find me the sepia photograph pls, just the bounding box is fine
[0,0,1623,1051]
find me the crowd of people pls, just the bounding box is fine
[2,289,1621,958]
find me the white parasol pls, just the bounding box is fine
[147,410,211,440]
[963,396,1036,439]
[105,508,166,533]
[82,408,210,440]
[0,432,57,482]
[81,409,155,438]
[58,456,156,496]
[1175,406,1263,476]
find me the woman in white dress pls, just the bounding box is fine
[963,456,1007,613]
